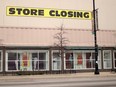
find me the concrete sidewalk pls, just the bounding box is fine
[0,72,115,80]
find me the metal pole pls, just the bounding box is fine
[93,0,99,74]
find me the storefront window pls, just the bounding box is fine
[65,53,74,69]
[20,52,32,71]
[39,53,47,70]
[103,50,112,69]
[32,53,38,70]
[75,53,85,69]
[86,53,95,68]
[74,52,95,69]
[73,51,101,70]
[52,52,61,70]
[6,51,49,71]
[8,52,17,70]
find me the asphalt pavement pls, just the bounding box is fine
[0,72,116,87]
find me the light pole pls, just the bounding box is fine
[93,0,99,74]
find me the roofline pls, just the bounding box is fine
[0,26,116,32]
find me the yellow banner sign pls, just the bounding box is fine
[6,6,92,20]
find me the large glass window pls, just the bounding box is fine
[65,53,74,69]
[68,51,101,70]
[7,52,32,71]
[32,53,38,71]
[32,52,49,71]
[74,53,85,69]
[86,53,95,68]
[6,51,49,71]
[20,52,32,71]
[103,50,112,69]
[74,52,95,69]
[39,53,48,70]
[7,52,17,70]
[52,52,61,70]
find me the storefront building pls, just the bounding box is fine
[0,0,116,74]
[0,27,116,74]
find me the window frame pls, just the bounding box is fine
[52,50,61,70]
[64,50,101,70]
[65,52,74,70]
[6,50,49,72]
[103,50,112,69]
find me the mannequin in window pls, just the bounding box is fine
[34,57,38,70]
